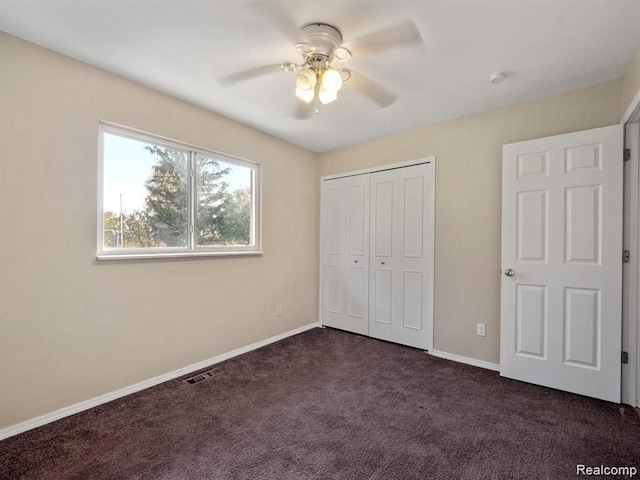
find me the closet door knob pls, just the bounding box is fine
[381,262,386,265]
[354,259,358,263]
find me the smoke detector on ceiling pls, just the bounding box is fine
[489,72,507,84]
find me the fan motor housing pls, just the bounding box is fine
[296,23,343,57]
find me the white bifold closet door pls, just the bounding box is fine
[321,161,435,350]
[369,164,434,349]
[321,173,370,336]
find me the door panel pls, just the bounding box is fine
[517,151,548,178]
[347,266,367,318]
[501,124,622,402]
[369,163,434,349]
[369,168,397,343]
[325,266,341,313]
[517,189,548,262]
[565,143,601,172]
[373,269,392,325]
[515,284,547,358]
[565,185,600,263]
[563,287,600,368]
[325,188,342,254]
[322,174,369,335]
[402,271,423,330]
[397,167,433,349]
[403,176,424,258]
[374,181,393,257]
[348,185,367,255]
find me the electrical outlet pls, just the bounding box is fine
[477,323,486,337]
[276,305,283,317]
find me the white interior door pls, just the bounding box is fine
[500,124,623,402]
[321,174,369,335]
[369,163,434,350]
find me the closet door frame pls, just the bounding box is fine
[319,157,436,352]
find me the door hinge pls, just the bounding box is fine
[622,351,629,364]
[623,250,630,263]
[624,148,631,161]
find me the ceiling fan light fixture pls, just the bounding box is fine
[295,68,317,90]
[318,85,338,105]
[287,23,360,112]
[321,68,343,93]
[295,86,315,103]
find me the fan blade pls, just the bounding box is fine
[218,64,283,86]
[293,100,315,120]
[243,1,300,44]
[347,20,423,56]
[348,72,397,108]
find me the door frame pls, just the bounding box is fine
[319,157,437,352]
[621,99,640,408]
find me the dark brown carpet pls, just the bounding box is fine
[1,327,639,479]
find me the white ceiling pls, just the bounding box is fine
[1,0,639,153]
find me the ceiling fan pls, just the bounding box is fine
[280,23,353,108]
[218,4,424,118]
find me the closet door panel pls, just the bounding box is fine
[324,184,343,316]
[348,184,367,255]
[402,176,424,258]
[370,163,433,349]
[397,164,432,349]
[369,169,398,342]
[374,180,394,257]
[373,269,393,324]
[325,266,341,313]
[347,265,367,318]
[322,174,369,335]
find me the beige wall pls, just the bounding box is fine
[0,29,631,432]
[0,33,319,431]
[319,79,623,364]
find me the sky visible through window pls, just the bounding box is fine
[103,133,250,214]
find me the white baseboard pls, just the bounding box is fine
[430,349,500,372]
[0,322,319,441]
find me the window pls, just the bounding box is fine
[98,124,260,259]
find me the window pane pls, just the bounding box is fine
[196,155,253,247]
[102,133,189,249]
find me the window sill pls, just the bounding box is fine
[96,251,263,261]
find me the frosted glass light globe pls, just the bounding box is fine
[295,86,314,103]
[295,68,316,91]
[321,68,343,93]
[318,85,338,104]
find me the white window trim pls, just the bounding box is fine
[97,121,262,260]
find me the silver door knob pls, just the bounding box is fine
[504,268,515,277]
[354,260,358,263]
[381,261,386,265]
